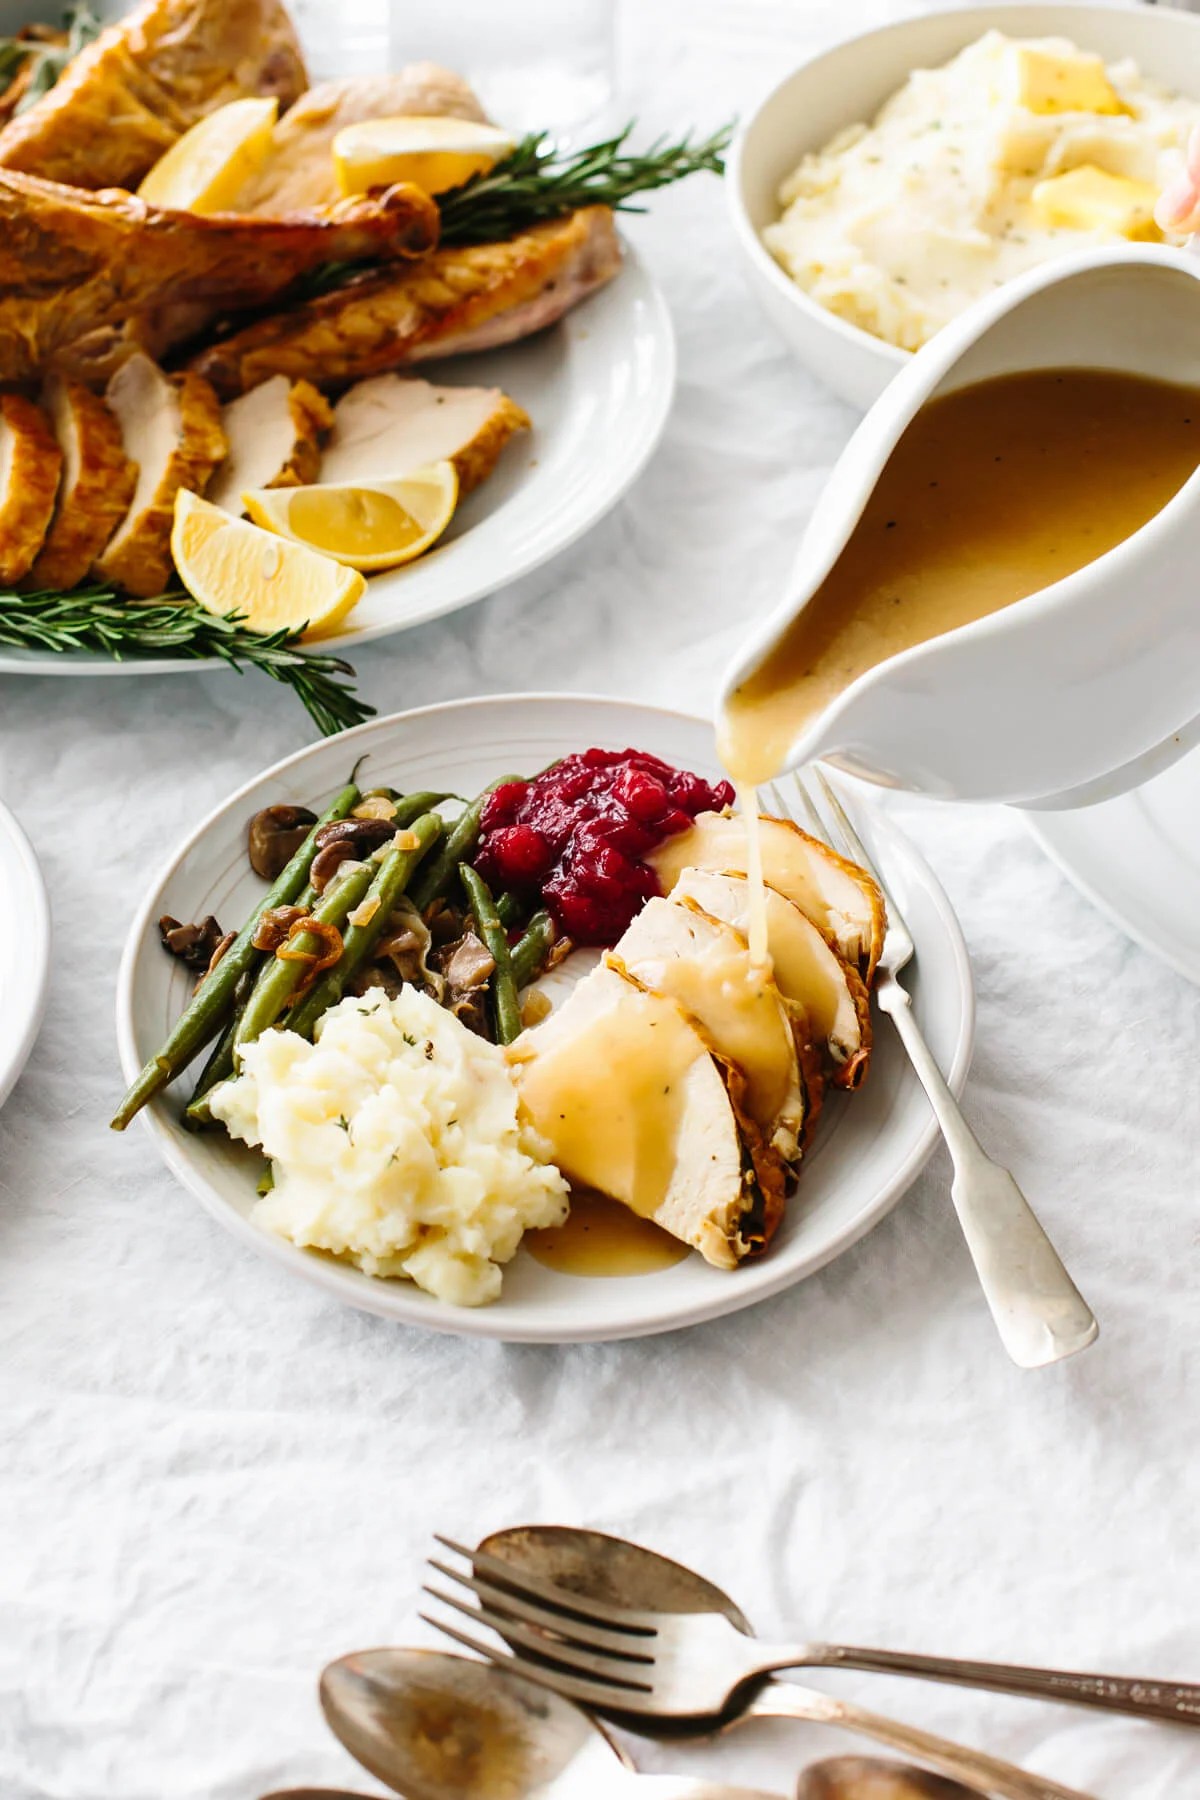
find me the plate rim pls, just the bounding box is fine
[0,799,52,1111]
[0,244,676,678]
[115,693,976,1342]
[1024,778,1200,987]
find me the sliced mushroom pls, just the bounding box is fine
[158,913,225,970]
[309,816,397,891]
[247,803,318,880]
[376,897,438,990]
[441,930,496,995]
[251,903,311,952]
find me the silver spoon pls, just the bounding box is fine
[796,1761,985,1799]
[464,1527,1095,1800]
[320,1645,784,1800]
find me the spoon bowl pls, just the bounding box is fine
[796,1759,986,1800]
[321,1646,782,1800]
[321,1647,609,1800]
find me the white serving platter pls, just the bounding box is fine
[0,246,675,674]
[0,799,51,1111]
[1026,748,1200,987]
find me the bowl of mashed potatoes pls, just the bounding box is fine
[728,3,1200,407]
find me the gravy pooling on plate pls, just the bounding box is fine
[720,367,1200,788]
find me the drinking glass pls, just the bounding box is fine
[390,0,616,138]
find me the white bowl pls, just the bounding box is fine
[727,2,1200,409]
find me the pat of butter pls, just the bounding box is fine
[1006,45,1127,116]
[1031,164,1161,238]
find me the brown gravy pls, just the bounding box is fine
[527,1191,691,1277]
[720,368,1200,785]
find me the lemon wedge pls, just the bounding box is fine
[171,488,366,638]
[241,464,459,572]
[138,97,279,214]
[332,115,515,198]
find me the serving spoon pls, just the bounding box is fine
[413,1526,1100,1800]
[320,1646,783,1800]
[464,1525,1196,1733]
[796,1762,985,1800]
[257,1763,986,1800]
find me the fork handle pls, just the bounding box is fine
[874,970,1098,1368]
[805,1645,1200,1728]
[766,1687,1095,1800]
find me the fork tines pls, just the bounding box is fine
[420,1536,658,1706]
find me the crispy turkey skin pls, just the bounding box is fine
[190,206,623,397]
[0,0,308,192]
[0,171,440,386]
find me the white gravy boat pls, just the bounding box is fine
[722,243,1200,808]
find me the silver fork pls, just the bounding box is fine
[420,1543,1104,1800]
[775,768,1098,1370]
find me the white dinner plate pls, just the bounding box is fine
[0,247,675,676]
[0,800,51,1112]
[1025,749,1200,987]
[116,695,975,1342]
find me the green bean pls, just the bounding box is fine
[460,863,522,1046]
[182,1011,241,1130]
[286,813,443,1039]
[495,889,525,930]
[510,910,556,990]
[360,787,454,825]
[233,859,376,1059]
[407,775,520,912]
[111,780,360,1130]
[391,790,455,827]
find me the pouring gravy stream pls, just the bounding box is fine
[537,367,1200,1280]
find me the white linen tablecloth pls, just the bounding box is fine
[2,4,1198,1795]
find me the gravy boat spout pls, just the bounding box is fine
[722,243,1200,807]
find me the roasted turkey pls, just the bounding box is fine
[0,0,307,191]
[0,170,439,386]
[190,207,622,397]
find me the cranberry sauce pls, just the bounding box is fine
[474,748,734,945]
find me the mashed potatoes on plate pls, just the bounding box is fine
[764,31,1195,352]
[210,988,569,1306]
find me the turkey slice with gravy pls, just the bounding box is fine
[511,962,767,1270]
[648,811,887,980]
[671,868,872,1090]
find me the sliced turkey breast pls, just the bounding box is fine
[672,869,872,1090]
[207,375,332,515]
[237,67,486,215]
[648,811,887,980]
[28,377,138,591]
[95,353,227,596]
[614,896,808,1184]
[511,961,764,1269]
[0,393,62,585]
[319,376,530,497]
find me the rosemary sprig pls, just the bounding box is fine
[0,4,100,113]
[438,122,734,246]
[286,120,733,305]
[0,586,374,739]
